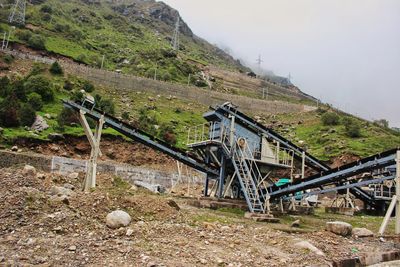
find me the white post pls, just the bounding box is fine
[379,150,400,235]
[101,55,105,69]
[78,111,104,191]
[301,151,306,179]
[1,32,6,50]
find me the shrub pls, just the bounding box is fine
[0,76,10,97]
[82,80,94,93]
[29,63,47,76]
[19,104,36,127]
[0,94,20,127]
[40,5,52,13]
[63,80,74,91]
[159,124,177,145]
[42,13,51,21]
[27,92,43,111]
[76,54,86,63]
[321,112,340,126]
[344,119,361,138]
[71,91,84,102]
[57,107,78,129]
[15,30,32,42]
[24,75,54,102]
[2,54,14,64]
[49,61,63,75]
[98,98,115,115]
[122,111,130,120]
[27,35,46,50]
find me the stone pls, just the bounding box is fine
[48,133,65,141]
[352,227,373,237]
[291,219,300,228]
[11,145,18,152]
[326,221,352,236]
[68,245,76,251]
[36,173,46,180]
[49,186,75,197]
[294,240,325,256]
[63,183,75,191]
[22,165,36,176]
[31,115,49,132]
[126,228,134,236]
[166,199,180,211]
[44,113,52,119]
[106,210,132,229]
[50,195,70,205]
[68,172,79,179]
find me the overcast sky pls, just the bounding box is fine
[162,0,400,127]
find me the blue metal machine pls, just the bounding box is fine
[63,100,398,213]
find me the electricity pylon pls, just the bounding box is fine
[171,16,180,50]
[9,0,26,25]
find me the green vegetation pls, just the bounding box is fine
[321,112,340,126]
[0,0,248,86]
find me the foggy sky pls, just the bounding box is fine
[162,0,400,127]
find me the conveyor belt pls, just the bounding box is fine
[63,100,219,176]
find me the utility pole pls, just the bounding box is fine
[256,54,263,74]
[9,0,26,25]
[187,73,191,86]
[263,87,269,100]
[154,63,157,81]
[5,26,15,50]
[1,32,6,50]
[171,16,180,50]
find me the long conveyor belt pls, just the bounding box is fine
[63,100,219,177]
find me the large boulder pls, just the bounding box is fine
[352,227,374,237]
[106,210,132,229]
[31,115,49,132]
[49,186,75,197]
[294,240,325,256]
[326,221,352,236]
[22,165,36,176]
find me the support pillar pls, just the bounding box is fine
[204,154,210,197]
[379,150,400,235]
[78,110,104,192]
[218,155,226,198]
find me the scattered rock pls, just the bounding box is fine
[68,245,76,251]
[36,173,46,180]
[326,221,352,236]
[352,227,373,237]
[134,181,165,193]
[48,133,65,141]
[63,183,75,191]
[49,186,75,197]
[106,210,132,229]
[166,199,180,211]
[31,115,49,132]
[22,165,36,176]
[11,146,18,152]
[49,195,70,205]
[294,240,325,256]
[126,228,134,236]
[44,113,52,119]
[291,219,300,228]
[68,172,79,179]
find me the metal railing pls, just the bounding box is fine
[186,121,222,146]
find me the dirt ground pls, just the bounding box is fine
[0,166,399,266]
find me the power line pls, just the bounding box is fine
[8,0,26,25]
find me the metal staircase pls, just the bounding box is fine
[222,132,270,213]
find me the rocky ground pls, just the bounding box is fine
[0,166,398,266]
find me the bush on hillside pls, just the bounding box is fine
[29,63,47,76]
[98,98,115,115]
[57,107,78,129]
[2,54,14,64]
[321,112,340,126]
[63,80,74,91]
[24,75,54,102]
[15,30,32,42]
[121,111,130,120]
[49,61,63,75]
[0,76,10,97]
[19,104,36,127]
[0,94,20,127]
[344,119,361,138]
[159,124,177,145]
[82,80,94,93]
[40,5,52,13]
[27,35,46,50]
[27,92,43,111]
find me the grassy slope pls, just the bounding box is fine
[0,0,246,83]
[269,111,400,161]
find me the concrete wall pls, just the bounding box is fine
[0,150,203,188]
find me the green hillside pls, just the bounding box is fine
[0,0,249,84]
